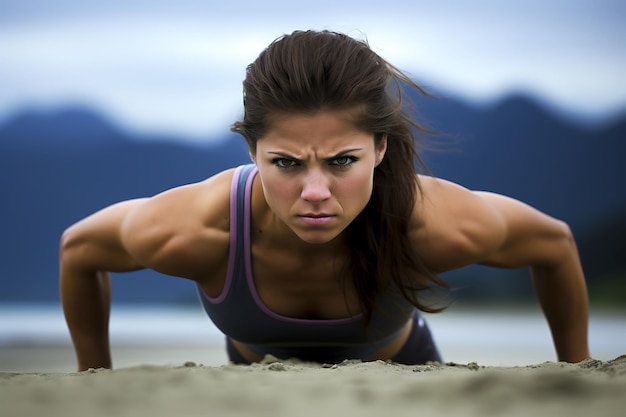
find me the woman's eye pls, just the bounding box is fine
[273,158,298,169]
[331,156,356,167]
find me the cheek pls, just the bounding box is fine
[260,174,297,208]
[336,170,374,204]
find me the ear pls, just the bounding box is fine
[249,151,256,164]
[374,134,387,167]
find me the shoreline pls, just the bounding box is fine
[2,306,625,373]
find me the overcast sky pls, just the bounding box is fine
[1,0,624,142]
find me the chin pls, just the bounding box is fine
[295,230,344,245]
[299,237,334,245]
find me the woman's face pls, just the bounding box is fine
[252,109,387,245]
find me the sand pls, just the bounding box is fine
[1,355,624,417]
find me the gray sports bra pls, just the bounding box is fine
[197,164,415,363]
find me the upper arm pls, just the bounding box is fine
[61,169,234,279]
[474,191,575,269]
[118,170,233,279]
[60,199,147,273]
[413,177,574,273]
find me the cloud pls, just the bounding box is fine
[1,1,624,142]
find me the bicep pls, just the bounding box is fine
[415,178,572,272]
[118,174,233,278]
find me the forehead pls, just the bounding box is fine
[260,109,370,145]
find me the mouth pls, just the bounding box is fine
[301,212,333,218]
[298,213,335,225]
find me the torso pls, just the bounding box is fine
[194,165,416,363]
[197,167,364,320]
[182,169,446,306]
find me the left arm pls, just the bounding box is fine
[476,192,590,363]
[414,178,590,363]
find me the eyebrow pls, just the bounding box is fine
[267,148,364,160]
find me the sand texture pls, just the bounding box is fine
[1,355,625,417]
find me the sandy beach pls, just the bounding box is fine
[2,355,625,417]
[2,306,625,416]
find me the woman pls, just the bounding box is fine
[60,30,590,371]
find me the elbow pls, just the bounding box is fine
[59,224,89,267]
[59,226,76,259]
[541,219,580,270]
[556,220,577,253]
[59,230,76,271]
[60,226,75,252]
[555,218,574,239]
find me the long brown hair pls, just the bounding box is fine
[232,30,448,318]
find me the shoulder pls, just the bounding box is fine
[124,168,236,231]
[120,168,239,279]
[411,175,574,273]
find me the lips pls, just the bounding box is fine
[301,212,332,218]
[298,213,335,225]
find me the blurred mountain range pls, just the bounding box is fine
[1,93,624,306]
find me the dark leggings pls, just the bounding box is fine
[389,310,442,365]
[226,310,442,365]
[226,337,249,364]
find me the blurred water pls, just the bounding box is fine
[0,303,222,345]
[1,303,624,371]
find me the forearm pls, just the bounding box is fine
[531,250,590,363]
[58,199,149,371]
[61,265,113,371]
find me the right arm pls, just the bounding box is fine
[59,170,234,371]
[60,199,146,371]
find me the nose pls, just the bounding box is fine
[301,169,331,203]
